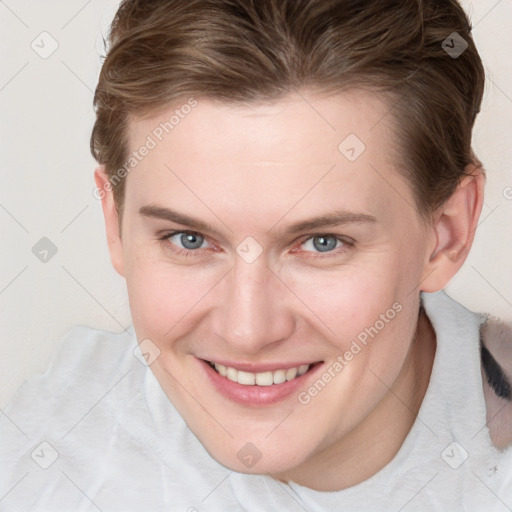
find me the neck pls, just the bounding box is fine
[273,308,437,491]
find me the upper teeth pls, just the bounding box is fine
[212,363,310,386]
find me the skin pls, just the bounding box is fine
[95,90,484,491]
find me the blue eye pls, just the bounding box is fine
[179,233,204,249]
[301,235,344,253]
[164,231,209,252]
[160,230,352,259]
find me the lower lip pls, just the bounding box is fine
[197,358,323,406]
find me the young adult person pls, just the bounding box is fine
[1,1,511,510]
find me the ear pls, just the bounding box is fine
[420,164,485,293]
[94,166,125,277]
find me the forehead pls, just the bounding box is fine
[124,90,414,228]
[128,90,392,164]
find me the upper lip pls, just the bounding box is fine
[200,358,323,373]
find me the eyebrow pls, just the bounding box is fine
[138,204,377,236]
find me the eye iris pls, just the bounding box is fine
[181,233,204,250]
[313,235,337,252]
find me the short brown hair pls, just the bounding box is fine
[90,0,485,218]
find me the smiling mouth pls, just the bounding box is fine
[206,361,320,386]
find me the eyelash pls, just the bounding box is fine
[158,230,354,259]
[158,231,214,258]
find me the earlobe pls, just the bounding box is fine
[94,166,125,277]
[420,165,485,293]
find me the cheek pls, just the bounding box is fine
[289,264,420,436]
[286,260,405,349]
[123,244,216,340]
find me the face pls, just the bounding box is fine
[104,91,442,481]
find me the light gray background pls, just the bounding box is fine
[1,0,511,407]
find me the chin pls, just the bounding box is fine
[198,432,312,477]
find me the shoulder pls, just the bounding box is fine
[8,325,136,405]
[0,325,143,504]
[44,324,136,372]
[0,325,138,448]
[479,315,512,450]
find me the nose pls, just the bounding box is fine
[212,256,295,355]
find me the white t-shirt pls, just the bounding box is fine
[1,290,511,511]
